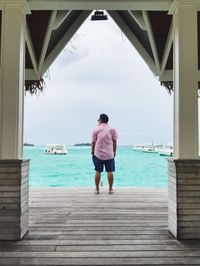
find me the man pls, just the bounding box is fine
[91,114,118,194]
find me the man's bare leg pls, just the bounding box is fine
[107,172,114,193]
[95,171,101,194]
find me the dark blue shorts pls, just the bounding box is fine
[92,155,115,173]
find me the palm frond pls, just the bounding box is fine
[25,77,46,95]
[160,81,173,94]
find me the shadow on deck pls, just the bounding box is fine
[0,187,200,265]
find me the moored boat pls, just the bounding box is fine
[133,144,145,151]
[45,144,68,155]
[142,146,157,153]
[158,146,173,157]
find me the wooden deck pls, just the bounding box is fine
[0,187,200,265]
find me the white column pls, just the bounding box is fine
[0,1,28,159]
[172,3,198,159]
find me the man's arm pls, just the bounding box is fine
[91,141,95,155]
[113,139,117,157]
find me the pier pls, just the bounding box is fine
[0,187,200,265]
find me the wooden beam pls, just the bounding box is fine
[53,10,70,30]
[129,11,146,30]
[0,3,26,159]
[0,0,31,14]
[25,69,41,80]
[38,10,57,73]
[160,21,173,76]
[160,70,200,82]
[26,0,172,11]
[42,11,91,75]
[169,0,200,14]
[172,4,198,159]
[142,11,161,75]
[25,24,38,74]
[159,70,172,81]
[108,10,157,76]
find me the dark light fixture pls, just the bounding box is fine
[91,11,108,21]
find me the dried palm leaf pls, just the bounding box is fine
[25,77,46,95]
[161,81,173,94]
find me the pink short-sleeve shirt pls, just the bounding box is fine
[92,123,118,160]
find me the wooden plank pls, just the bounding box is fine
[1,243,200,252]
[28,229,169,235]
[56,235,174,241]
[2,250,200,258]
[28,225,168,230]
[0,239,182,246]
[0,187,200,265]
[1,257,200,265]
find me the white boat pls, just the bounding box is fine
[45,144,68,155]
[133,143,163,153]
[142,146,157,153]
[133,144,145,151]
[158,146,173,157]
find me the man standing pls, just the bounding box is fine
[91,114,118,194]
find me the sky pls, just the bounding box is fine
[24,14,173,146]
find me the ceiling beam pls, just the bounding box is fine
[25,24,38,74]
[42,10,91,75]
[38,10,57,73]
[159,69,172,81]
[159,70,200,82]
[25,69,41,80]
[108,10,157,76]
[26,68,200,82]
[160,21,173,76]
[142,11,161,75]
[25,69,174,81]
[53,10,70,30]
[26,0,172,11]
[0,0,31,13]
[129,11,146,30]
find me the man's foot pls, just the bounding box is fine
[95,189,99,194]
[109,189,114,194]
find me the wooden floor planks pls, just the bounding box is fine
[0,187,200,265]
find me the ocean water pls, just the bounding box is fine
[24,146,168,188]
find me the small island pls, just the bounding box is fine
[24,143,34,146]
[74,143,91,147]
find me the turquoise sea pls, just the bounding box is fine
[24,146,168,188]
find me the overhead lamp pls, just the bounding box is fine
[91,10,108,21]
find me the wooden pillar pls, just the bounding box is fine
[0,160,29,240]
[0,0,29,159]
[0,1,30,240]
[168,2,200,239]
[172,3,198,159]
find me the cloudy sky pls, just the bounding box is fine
[24,14,173,146]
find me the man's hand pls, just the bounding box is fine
[91,142,95,155]
[113,140,117,157]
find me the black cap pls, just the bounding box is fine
[99,114,109,123]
